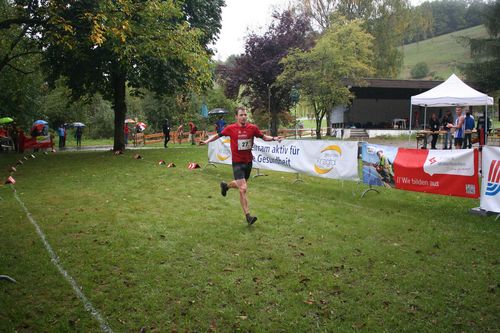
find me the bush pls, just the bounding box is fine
[411,62,430,79]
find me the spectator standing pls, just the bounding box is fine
[58,124,65,148]
[162,119,170,148]
[215,116,226,135]
[176,123,184,144]
[463,112,475,149]
[442,110,454,149]
[449,106,465,149]
[75,126,83,147]
[188,121,197,145]
[124,124,129,145]
[429,113,440,149]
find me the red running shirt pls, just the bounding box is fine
[220,123,264,163]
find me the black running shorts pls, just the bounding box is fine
[232,162,253,180]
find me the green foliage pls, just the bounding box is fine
[300,0,410,78]
[41,0,222,151]
[410,62,430,79]
[400,25,488,79]
[462,1,500,92]
[278,19,374,139]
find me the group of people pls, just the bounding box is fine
[160,116,227,148]
[162,120,199,147]
[427,106,481,149]
[124,123,145,146]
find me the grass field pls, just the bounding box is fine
[400,25,489,79]
[0,146,499,332]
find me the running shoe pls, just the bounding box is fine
[246,214,257,225]
[220,181,228,197]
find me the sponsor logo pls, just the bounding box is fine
[485,160,500,196]
[216,138,231,161]
[423,150,474,176]
[314,145,341,175]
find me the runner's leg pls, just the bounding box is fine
[235,178,249,215]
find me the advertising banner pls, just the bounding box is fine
[480,146,500,212]
[361,143,398,188]
[394,148,479,198]
[208,138,359,180]
[22,135,53,149]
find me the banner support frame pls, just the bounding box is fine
[293,173,304,184]
[253,168,267,178]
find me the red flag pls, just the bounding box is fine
[5,176,16,184]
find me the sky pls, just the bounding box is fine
[213,0,426,62]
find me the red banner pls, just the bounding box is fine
[22,136,53,150]
[394,148,479,198]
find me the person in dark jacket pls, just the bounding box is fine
[463,112,475,149]
[162,118,170,148]
[429,113,440,149]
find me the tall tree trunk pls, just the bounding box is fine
[112,71,127,152]
[326,111,331,136]
[270,110,279,136]
[314,103,322,140]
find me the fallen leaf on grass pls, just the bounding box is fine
[352,322,366,329]
[236,316,247,320]
[304,299,314,305]
[209,319,217,332]
[223,267,234,272]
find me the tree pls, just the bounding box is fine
[298,0,410,78]
[217,9,313,136]
[462,1,500,92]
[42,0,223,151]
[410,62,429,79]
[278,19,374,139]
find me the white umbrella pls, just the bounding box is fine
[73,122,86,127]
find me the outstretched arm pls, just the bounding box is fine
[199,134,221,145]
[262,134,284,143]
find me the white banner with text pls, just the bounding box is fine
[480,146,500,212]
[208,138,359,180]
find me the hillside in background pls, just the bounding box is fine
[400,25,488,80]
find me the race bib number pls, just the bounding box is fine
[238,139,252,150]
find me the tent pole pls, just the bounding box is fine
[409,103,413,141]
[485,104,488,145]
[424,106,427,130]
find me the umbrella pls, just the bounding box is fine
[208,108,228,116]
[73,122,86,127]
[201,103,209,118]
[125,119,136,124]
[137,122,147,131]
[0,117,13,124]
[33,120,48,125]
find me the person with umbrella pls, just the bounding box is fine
[215,116,226,135]
[75,125,83,147]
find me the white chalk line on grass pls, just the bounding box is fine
[12,187,114,333]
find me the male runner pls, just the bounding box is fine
[200,107,283,225]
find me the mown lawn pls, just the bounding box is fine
[0,146,498,332]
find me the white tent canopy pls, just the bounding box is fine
[411,74,493,107]
[409,74,494,136]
